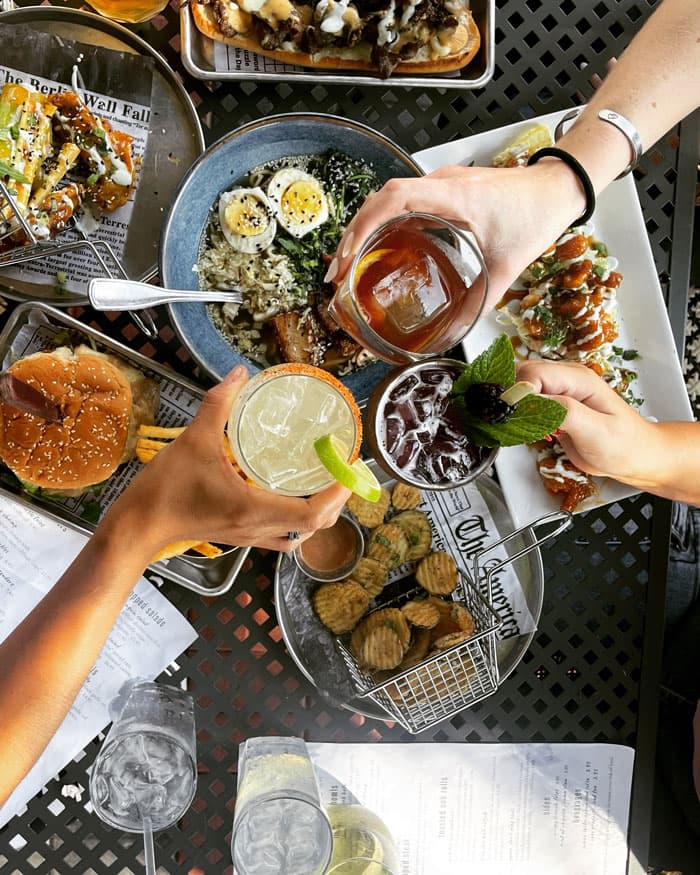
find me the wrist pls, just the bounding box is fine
[556,110,636,194]
[96,493,167,573]
[526,159,587,230]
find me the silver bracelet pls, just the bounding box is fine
[554,107,643,179]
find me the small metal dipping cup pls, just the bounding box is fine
[293,512,364,582]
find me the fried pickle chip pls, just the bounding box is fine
[360,624,404,670]
[450,603,475,636]
[432,630,473,651]
[391,482,423,510]
[391,510,432,561]
[415,550,459,595]
[347,487,390,528]
[351,557,388,598]
[366,523,409,569]
[351,607,410,658]
[397,627,431,670]
[313,580,370,634]
[401,598,440,629]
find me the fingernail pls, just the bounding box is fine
[341,232,355,259]
[324,258,338,283]
[223,364,247,384]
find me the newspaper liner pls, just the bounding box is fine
[279,476,540,710]
[1,309,201,525]
[0,25,155,295]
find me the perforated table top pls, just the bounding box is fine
[1,1,697,873]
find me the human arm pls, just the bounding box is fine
[329,0,700,308]
[516,359,700,505]
[0,365,349,804]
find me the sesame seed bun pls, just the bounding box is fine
[0,347,158,493]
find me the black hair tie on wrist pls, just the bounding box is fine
[526,147,596,226]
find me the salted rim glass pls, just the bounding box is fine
[226,363,362,496]
[329,212,489,365]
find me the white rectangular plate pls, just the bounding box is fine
[413,110,694,527]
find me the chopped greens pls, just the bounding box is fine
[275,152,380,299]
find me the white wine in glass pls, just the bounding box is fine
[326,804,399,875]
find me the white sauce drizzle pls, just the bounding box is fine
[318,0,349,34]
[377,0,396,46]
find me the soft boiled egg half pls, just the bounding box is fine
[266,168,329,238]
[218,187,276,253]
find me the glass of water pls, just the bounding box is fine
[231,736,333,875]
[89,682,197,833]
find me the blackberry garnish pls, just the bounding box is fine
[463,382,515,424]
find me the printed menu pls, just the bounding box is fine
[310,741,634,875]
[0,494,197,829]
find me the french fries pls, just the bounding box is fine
[137,424,187,439]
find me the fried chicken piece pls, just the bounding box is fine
[533,439,596,513]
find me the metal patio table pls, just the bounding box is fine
[1,0,698,872]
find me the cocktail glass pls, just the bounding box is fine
[364,357,498,490]
[325,803,399,875]
[230,736,333,875]
[227,363,362,496]
[89,682,197,835]
[329,212,488,365]
[86,0,170,23]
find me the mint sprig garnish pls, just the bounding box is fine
[451,334,566,448]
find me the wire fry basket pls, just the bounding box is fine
[336,510,572,734]
[0,179,157,336]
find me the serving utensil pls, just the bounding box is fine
[0,372,62,421]
[88,278,244,311]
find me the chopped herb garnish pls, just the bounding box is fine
[0,159,29,184]
[86,172,100,186]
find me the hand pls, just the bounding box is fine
[328,162,586,313]
[105,366,351,555]
[515,360,657,482]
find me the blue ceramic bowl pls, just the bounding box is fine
[160,113,424,401]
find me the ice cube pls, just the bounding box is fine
[388,373,419,403]
[374,251,448,332]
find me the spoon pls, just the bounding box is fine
[88,277,244,311]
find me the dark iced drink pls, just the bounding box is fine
[365,359,497,490]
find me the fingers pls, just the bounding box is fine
[305,482,352,525]
[191,365,249,434]
[516,360,627,415]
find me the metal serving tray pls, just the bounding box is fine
[0,302,250,596]
[180,0,494,89]
[275,473,568,725]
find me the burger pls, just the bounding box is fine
[0,345,159,495]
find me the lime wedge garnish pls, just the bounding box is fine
[314,434,381,502]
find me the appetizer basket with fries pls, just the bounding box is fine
[334,511,571,734]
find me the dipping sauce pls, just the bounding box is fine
[295,514,364,582]
[365,358,498,490]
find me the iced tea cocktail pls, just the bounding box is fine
[227,363,362,496]
[329,213,488,364]
[365,358,497,490]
